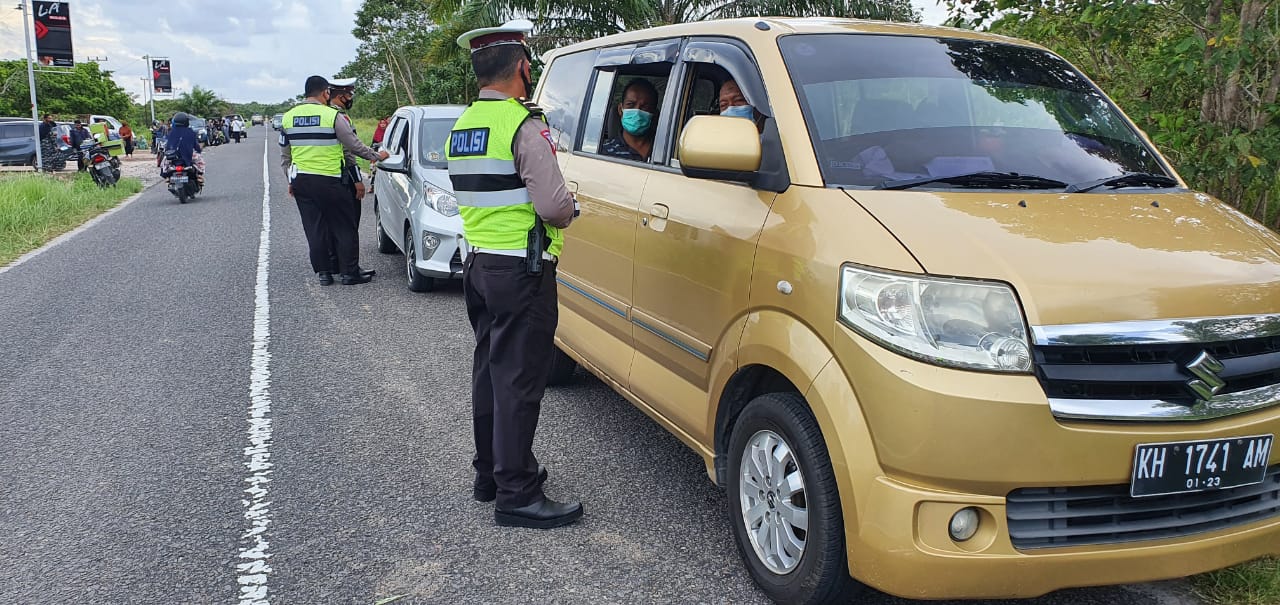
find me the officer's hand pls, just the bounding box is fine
[287,184,293,197]
[355,182,366,199]
[378,150,390,161]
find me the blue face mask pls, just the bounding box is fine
[621,108,654,136]
[722,104,754,120]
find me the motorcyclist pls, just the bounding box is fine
[165,112,203,182]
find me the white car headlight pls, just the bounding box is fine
[425,186,459,217]
[839,265,1032,373]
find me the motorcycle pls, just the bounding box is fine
[161,150,202,203]
[82,140,120,188]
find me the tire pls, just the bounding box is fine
[178,188,188,204]
[405,226,435,293]
[546,346,578,386]
[726,392,864,605]
[375,203,396,254]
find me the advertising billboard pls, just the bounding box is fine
[32,1,74,67]
[153,59,172,94]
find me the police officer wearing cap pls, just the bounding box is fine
[280,75,388,286]
[326,77,369,217]
[447,19,581,529]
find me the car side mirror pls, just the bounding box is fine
[378,152,408,174]
[677,115,761,184]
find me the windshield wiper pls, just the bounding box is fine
[874,171,1069,191]
[1065,172,1179,193]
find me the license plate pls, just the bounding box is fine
[96,163,110,172]
[1131,434,1273,497]
[172,176,187,184]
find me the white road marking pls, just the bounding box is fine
[0,186,150,275]
[237,135,275,605]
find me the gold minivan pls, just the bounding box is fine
[531,17,1280,603]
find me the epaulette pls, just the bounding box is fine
[517,98,544,118]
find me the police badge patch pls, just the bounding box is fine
[450,128,490,157]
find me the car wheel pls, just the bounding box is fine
[546,346,578,386]
[375,203,396,254]
[727,392,864,605]
[405,226,435,293]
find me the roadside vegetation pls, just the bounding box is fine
[1194,557,1280,605]
[0,173,143,266]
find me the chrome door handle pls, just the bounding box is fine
[650,203,669,219]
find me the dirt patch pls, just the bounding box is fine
[117,153,164,189]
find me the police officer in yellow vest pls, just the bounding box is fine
[448,19,580,529]
[280,75,388,286]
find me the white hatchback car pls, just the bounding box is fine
[373,105,466,292]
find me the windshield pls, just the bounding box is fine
[418,117,458,170]
[189,117,206,129]
[779,35,1167,189]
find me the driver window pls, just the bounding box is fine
[384,118,405,155]
[669,64,766,166]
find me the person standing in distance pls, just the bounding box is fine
[280,75,387,286]
[447,19,581,529]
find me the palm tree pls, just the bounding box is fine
[176,86,225,118]
[424,0,919,58]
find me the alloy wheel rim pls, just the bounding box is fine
[740,429,808,575]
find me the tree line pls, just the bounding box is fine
[0,61,291,139]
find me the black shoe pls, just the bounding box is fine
[317,271,334,286]
[359,269,376,278]
[495,497,583,529]
[339,272,372,285]
[474,465,547,503]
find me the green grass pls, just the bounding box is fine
[1195,558,1280,605]
[351,117,378,174]
[0,172,143,265]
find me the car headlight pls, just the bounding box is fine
[425,186,459,217]
[839,265,1032,373]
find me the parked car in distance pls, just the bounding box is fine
[533,17,1280,604]
[0,120,37,166]
[373,105,466,292]
[251,114,264,125]
[188,116,209,144]
[270,114,283,131]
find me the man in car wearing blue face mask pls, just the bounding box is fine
[602,78,659,161]
[719,79,759,127]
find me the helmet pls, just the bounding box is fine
[173,112,190,127]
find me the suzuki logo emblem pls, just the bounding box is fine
[1185,351,1226,400]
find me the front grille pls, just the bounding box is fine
[1034,335,1280,404]
[1007,466,1280,549]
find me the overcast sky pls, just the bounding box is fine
[0,1,951,106]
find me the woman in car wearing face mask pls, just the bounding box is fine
[602,78,659,161]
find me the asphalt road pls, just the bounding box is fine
[0,126,1204,605]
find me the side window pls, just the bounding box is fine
[384,117,406,155]
[579,70,616,154]
[578,69,674,164]
[536,49,597,153]
[396,118,411,159]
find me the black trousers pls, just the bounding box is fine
[293,173,360,275]
[464,253,559,509]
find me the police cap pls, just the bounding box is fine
[456,19,534,55]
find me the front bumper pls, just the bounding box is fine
[412,219,464,280]
[818,326,1280,598]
